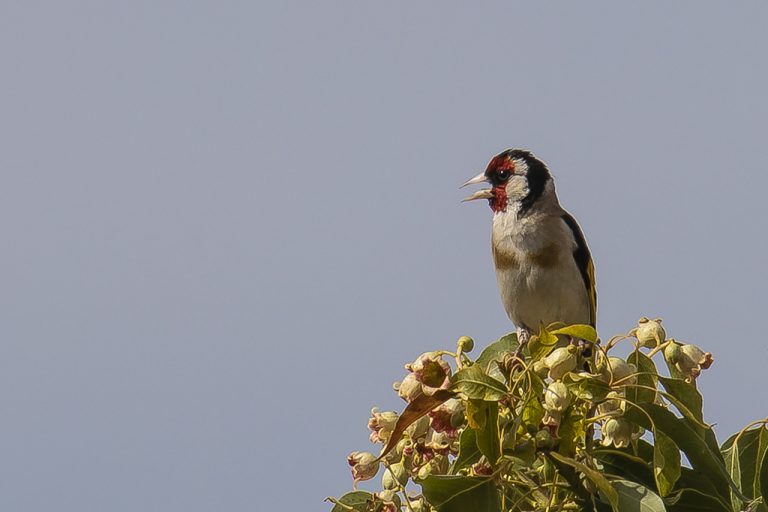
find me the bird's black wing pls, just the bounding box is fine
[561,212,597,326]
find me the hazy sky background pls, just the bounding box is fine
[1,2,767,510]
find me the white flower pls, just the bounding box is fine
[665,341,714,383]
[544,381,571,413]
[348,451,380,483]
[601,418,633,448]
[393,373,423,402]
[543,347,577,380]
[406,352,451,395]
[368,408,399,444]
[597,391,624,416]
[605,357,637,386]
[635,317,666,349]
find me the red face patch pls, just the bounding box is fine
[489,186,508,213]
[485,156,515,213]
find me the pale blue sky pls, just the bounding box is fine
[1,2,766,510]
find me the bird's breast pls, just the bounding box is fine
[491,211,570,272]
[490,210,590,328]
[492,242,561,270]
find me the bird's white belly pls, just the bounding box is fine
[496,262,589,329]
[492,211,590,330]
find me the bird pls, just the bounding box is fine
[461,149,597,349]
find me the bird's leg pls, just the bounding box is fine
[573,337,595,371]
[512,326,531,359]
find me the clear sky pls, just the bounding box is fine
[1,2,766,510]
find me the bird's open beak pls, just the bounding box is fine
[460,172,488,188]
[462,189,494,202]
[460,172,493,202]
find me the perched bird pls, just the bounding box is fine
[462,149,597,346]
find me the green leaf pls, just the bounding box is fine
[328,491,372,512]
[603,449,729,512]
[704,428,726,467]
[467,400,501,464]
[657,378,702,420]
[663,489,732,512]
[623,403,741,503]
[721,425,768,502]
[550,324,598,343]
[419,475,500,512]
[611,480,667,512]
[628,385,708,434]
[549,451,619,510]
[451,364,507,401]
[558,413,585,457]
[475,333,518,372]
[451,427,481,473]
[529,326,560,361]
[518,391,545,435]
[760,444,768,507]
[653,429,681,497]
[657,377,703,435]
[722,436,742,511]
[563,372,611,402]
[627,350,658,405]
[594,447,656,490]
[504,439,536,467]
[377,389,456,460]
[674,465,735,512]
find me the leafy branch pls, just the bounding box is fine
[330,318,768,512]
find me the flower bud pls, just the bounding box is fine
[394,373,423,402]
[543,346,577,380]
[667,341,714,383]
[368,408,399,444]
[531,360,549,378]
[457,336,475,353]
[382,462,408,489]
[601,418,632,448]
[407,352,452,395]
[426,430,452,454]
[410,497,427,512]
[604,357,636,386]
[417,463,432,480]
[597,391,623,416]
[348,451,380,483]
[377,490,401,512]
[636,317,666,349]
[544,381,571,413]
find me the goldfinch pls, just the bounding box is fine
[462,149,597,345]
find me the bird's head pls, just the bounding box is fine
[462,149,551,214]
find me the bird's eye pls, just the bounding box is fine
[497,169,510,180]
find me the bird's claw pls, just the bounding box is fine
[512,327,531,359]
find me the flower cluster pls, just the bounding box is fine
[346,350,466,508]
[332,319,723,512]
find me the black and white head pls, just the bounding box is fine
[462,149,553,214]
